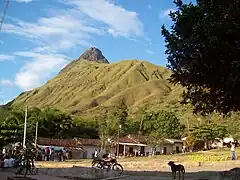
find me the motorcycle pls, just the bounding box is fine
[92,157,123,174]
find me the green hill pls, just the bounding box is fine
[8,47,195,124]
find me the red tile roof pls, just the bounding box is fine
[74,138,100,146]
[37,137,82,148]
[118,134,147,144]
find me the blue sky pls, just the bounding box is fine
[0,0,192,104]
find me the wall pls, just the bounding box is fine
[72,151,84,159]
[145,143,183,155]
[82,145,100,159]
[173,142,183,153]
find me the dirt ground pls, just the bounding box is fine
[2,150,240,180]
[35,150,240,180]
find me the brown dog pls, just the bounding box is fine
[168,161,185,180]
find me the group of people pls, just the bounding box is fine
[0,154,20,168]
[36,146,70,162]
[0,147,28,168]
[0,144,73,169]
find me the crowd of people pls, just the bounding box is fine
[0,144,73,168]
[35,146,68,162]
[0,147,26,168]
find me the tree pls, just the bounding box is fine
[39,108,73,138]
[69,118,99,139]
[142,110,185,148]
[96,109,111,152]
[110,100,128,128]
[0,108,34,147]
[184,135,196,151]
[190,122,227,149]
[224,112,240,139]
[161,0,240,115]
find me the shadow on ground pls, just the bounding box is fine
[1,166,237,180]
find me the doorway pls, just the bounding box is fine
[163,147,167,154]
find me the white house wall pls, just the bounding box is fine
[145,143,183,155]
[82,145,101,159]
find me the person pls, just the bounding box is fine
[58,150,63,162]
[94,149,98,158]
[9,155,15,168]
[50,148,55,161]
[97,149,102,159]
[3,155,10,168]
[231,142,236,160]
[102,153,111,168]
[182,145,186,154]
[2,148,6,155]
[66,151,70,160]
[0,154,4,168]
[45,147,50,161]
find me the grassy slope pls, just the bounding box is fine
[11,59,196,122]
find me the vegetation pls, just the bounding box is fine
[141,110,185,148]
[9,60,178,118]
[162,0,240,115]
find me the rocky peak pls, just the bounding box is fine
[78,47,109,64]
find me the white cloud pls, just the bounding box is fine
[148,5,152,9]
[160,8,176,18]
[15,0,33,3]
[0,54,15,61]
[146,50,154,55]
[64,0,143,37]
[14,51,70,90]
[2,0,144,91]
[0,79,14,87]
[3,14,101,52]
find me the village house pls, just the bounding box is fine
[37,137,102,159]
[75,138,101,159]
[115,134,183,156]
[37,137,83,158]
[37,135,183,159]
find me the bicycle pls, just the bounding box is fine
[15,156,38,177]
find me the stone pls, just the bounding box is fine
[78,47,109,64]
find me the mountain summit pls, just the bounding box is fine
[78,47,109,64]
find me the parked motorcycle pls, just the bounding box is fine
[92,157,123,174]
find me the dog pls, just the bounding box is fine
[168,161,185,180]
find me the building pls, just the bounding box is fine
[115,134,183,156]
[37,137,102,159]
[37,137,83,158]
[37,135,183,159]
[75,138,101,159]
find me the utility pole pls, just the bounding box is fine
[23,106,28,148]
[34,121,38,147]
[117,124,121,157]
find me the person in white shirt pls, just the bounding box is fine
[3,156,10,168]
[2,148,6,154]
[94,149,98,158]
[8,156,15,168]
[231,142,236,160]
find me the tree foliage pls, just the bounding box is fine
[142,110,185,147]
[184,135,196,149]
[161,0,240,115]
[0,107,75,147]
[190,122,227,142]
